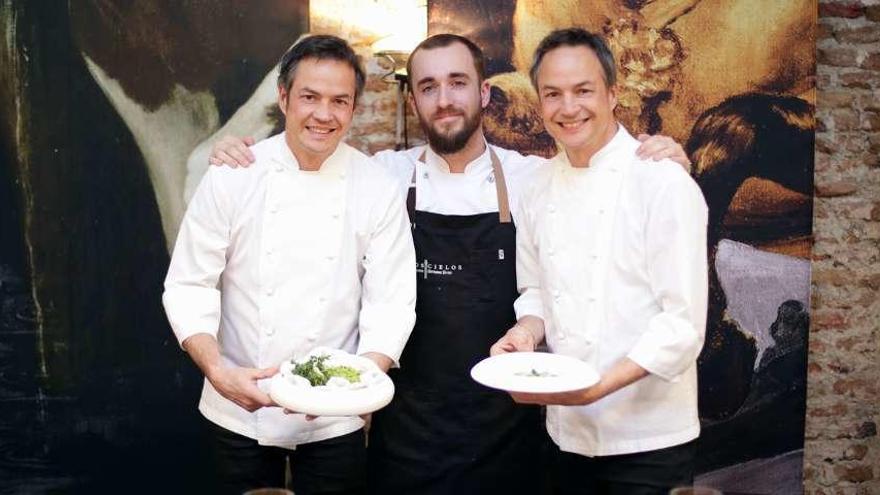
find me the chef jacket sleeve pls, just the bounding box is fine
[513,190,546,321]
[355,183,416,366]
[627,171,709,381]
[162,168,232,347]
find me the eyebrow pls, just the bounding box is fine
[299,86,353,100]
[539,80,596,91]
[416,72,472,87]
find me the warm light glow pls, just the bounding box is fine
[311,0,427,54]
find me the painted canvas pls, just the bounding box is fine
[428,0,815,493]
[0,1,308,491]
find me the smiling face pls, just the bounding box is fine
[408,42,490,155]
[278,57,356,170]
[535,45,618,166]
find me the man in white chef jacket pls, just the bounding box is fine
[162,35,416,495]
[491,28,709,495]
[208,33,692,495]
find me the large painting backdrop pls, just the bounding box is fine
[2,0,814,492]
[430,0,815,492]
[0,1,308,492]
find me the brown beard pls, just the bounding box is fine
[418,107,482,154]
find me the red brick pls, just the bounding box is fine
[839,70,876,89]
[810,341,827,354]
[862,52,880,71]
[869,135,880,154]
[835,25,880,44]
[832,109,860,130]
[816,137,835,154]
[813,267,854,285]
[809,402,848,416]
[843,444,868,461]
[815,180,858,197]
[863,111,880,130]
[832,377,872,395]
[832,464,874,482]
[820,2,866,18]
[819,89,856,107]
[818,47,859,67]
[836,336,861,351]
[812,309,848,328]
[818,22,834,40]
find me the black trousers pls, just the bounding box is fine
[208,421,367,495]
[551,440,697,495]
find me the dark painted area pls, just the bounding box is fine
[428,0,517,76]
[0,3,232,492]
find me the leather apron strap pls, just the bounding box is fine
[408,147,512,223]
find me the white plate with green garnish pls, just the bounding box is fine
[269,347,394,416]
[470,352,599,394]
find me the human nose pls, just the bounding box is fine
[313,99,332,121]
[561,93,578,116]
[437,85,452,108]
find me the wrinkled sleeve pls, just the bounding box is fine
[162,169,232,347]
[355,181,416,366]
[513,188,545,321]
[627,173,709,381]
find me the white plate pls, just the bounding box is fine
[470,352,600,394]
[269,347,394,416]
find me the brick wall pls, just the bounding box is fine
[809,1,880,493]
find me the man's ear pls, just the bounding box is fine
[407,90,418,117]
[608,84,618,113]
[480,79,491,109]
[277,85,289,116]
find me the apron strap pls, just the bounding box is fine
[489,149,512,224]
[408,147,512,224]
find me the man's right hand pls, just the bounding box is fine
[208,135,257,168]
[182,333,277,412]
[207,364,278,412]
[490,324,537,356]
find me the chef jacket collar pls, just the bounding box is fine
[271,134,347,175]
[556,123,629,173]
[423,138,492,175]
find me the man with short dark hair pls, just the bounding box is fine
[492,28,708,495]
[163,35,416,495]
[209,32,690,495]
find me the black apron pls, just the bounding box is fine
[368,149,547,495]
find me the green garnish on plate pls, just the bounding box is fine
[292,354,361,386]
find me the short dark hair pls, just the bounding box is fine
[406,33,486,90]
[529,28,617,89]
[277,34,366,102]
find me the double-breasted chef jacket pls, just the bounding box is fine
[163,133,417,448]
[514,126,709,457]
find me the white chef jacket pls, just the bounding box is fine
[163,133,416,448]
[514,126,708,457]
[372,142,543,216]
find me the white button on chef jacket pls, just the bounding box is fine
[514,126,709,457]
[163,134,416,448]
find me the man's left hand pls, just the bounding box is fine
[636,134,691,171]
